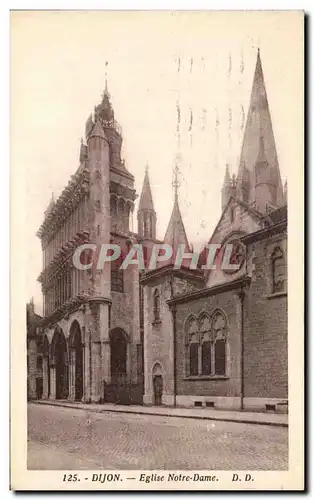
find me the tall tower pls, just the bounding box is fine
[236,49,284,212]
[137,165,156,239]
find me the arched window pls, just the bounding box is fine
[184,312,228,377]
[144,212,150,237]
[110,195,117,215]
[272,247,285,293]
[153,289,161,323]
[118,198,125,215]
[212,311,227,376]
[111,248,124,293]
[185,316,199,376]
[200,315,211,375]
[150,212,155,238]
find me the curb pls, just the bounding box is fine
[31,401,288,428]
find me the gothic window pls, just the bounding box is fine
[272,247,285,293]
[144,213,150,237]
[110,195,117,215]
[185,316,199,376]
[95,200,101,211]
[37,355,43,371]
[189,340,199,376]
[153,289,161,323]
[118,198,125,215]
[185,312,228,377]
[111,257,124,293]
[200,315,211,375]
[150,212,154,237]
[212,311,227,376]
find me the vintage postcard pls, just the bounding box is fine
[10,10,304,491]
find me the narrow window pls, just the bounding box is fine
[153,289,161,322]
[201,341,211,375]
[189,342,199,376]
[214,339,226,375]
[272,247,285,293]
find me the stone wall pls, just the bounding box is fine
[244,232,288,400]
[174,290,242,404]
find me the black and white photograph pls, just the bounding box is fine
[10,10,304,491]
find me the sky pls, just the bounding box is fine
[10,11,303,313]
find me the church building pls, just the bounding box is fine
[141,49,287,412]
[34,49,287,412]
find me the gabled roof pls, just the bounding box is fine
[164,196,189,250]
[206,196,263,246]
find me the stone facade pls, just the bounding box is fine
[141,50,288,413]
[31,50,288,413]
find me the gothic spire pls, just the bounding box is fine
[138,165,155,212]
[164,196,189,249]
[236,49,284,209]
[223,164,232,187]
[221,163,234,211]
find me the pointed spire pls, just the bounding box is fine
[164,196,189,250]
[139,165,155,211]
[223,164,232,186]
[236,48,284,208]
[221,164,234,211]
[79,138,88,163]
[85,113,94,138]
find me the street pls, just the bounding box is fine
[28,403,288,470]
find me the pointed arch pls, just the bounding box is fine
[199,312,212,376]
[110,328,129,384]
[110,194,117,215]
[51,326,68,399]
[69,320,83,401]
[153,289,161,323]
[42,334,50,399]
[118,197,126,215]
[211,309,228,376]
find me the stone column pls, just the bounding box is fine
[42,357,49,399]
[101,340,110,385]
[91,341,101,403]
[67,350,75,401]
[49,366,56,400]
[72,350,76,400]
[82,338,91,403]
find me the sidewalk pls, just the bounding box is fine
[32,399,288,427]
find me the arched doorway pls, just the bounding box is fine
[110,328,128,384]
[69,321,83,401]
[42,335,50,399]
[51,328,68,400]
[152,363,163,406]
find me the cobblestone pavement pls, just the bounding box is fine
[28,403,288,470]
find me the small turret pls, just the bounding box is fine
[137,165,156,239]
[85,113,94,139]
[221,164,233,211]
[79,138,88,164]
